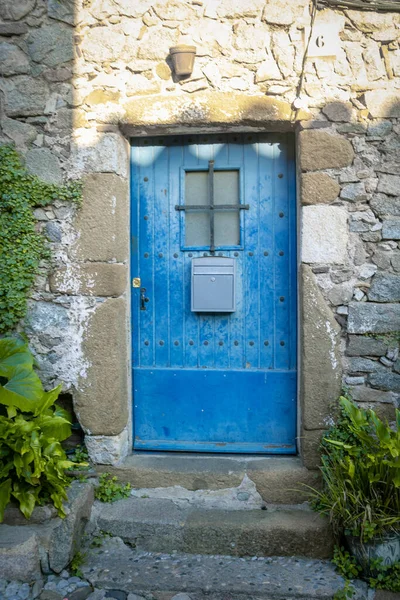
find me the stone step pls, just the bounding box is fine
[81,536,370,600]
[92,495,333,559]
[98,454,320,504]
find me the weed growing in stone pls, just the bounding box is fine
[69,550,86,578]
[94,472,131,503]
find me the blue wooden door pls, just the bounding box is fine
[131,133,297,453]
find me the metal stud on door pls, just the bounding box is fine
[131,133,297,453]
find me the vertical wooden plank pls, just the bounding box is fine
[258,138,275,370]
[130,144,140,370]
[183,139,201,367]
[225,136,244,369]
[243,137,260,370]
[273,134,291,370]
[153,142,170,367]
[197,142,216,369]
[169,140,185,368]
[137,142,156,367]
[287,134,297,371]
[213,136,230,370]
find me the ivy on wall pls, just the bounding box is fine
[0,145,81,333]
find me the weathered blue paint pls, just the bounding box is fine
[131,133,297,453]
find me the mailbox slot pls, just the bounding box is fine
[191,257,236,313]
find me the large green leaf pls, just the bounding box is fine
[12,481,39,519]
[0,338,34,379]
[37,415,71,442]
[34,385,62,416]
[0,367,43,410]
[0,478,11,522]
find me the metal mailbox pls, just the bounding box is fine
[191,257,236,313]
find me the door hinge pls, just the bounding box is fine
[132,277,141,288]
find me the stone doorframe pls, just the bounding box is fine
[69,92,348,470]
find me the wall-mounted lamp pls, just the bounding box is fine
[169,45,196,77]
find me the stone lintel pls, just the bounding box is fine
[120,92,310,134]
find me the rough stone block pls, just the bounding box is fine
[355,400,396,422]
[301,172,340,205]
[347,357,384,373]
[0,0,35,20]
[48,482,94,573]
[0,76,49,117]
[50,263,127,297]
[0,526,40,582]
[25,148,62,185]
[217,0,266,18]
[25,301,70,334]
[69,130,128,178]
[48,0,76,25]
[369,371,400,393]
[364,91,400,118]
[328,282,353,306]
[85,428,129,465]
[346,335,388,356]
[340,182,367,202]
[299,130,354,171]
[368,273,400,302]
[301,266,342,430]
[382,218,400,240]
[27,24,74,67]
[322,102,354,122]
[72,174,129,262]
[370,194,400,217]
[301,206,348,264]
[348,302,400,333]
[0,42,30,76]
[75,298,128,436]
[0,22,28,36]
[1,116,37,148]
[350,385,397,404]
[3,504,57,526]
[377,173,400,196]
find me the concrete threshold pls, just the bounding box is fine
[82,536,370,600]
[98,453,320,504]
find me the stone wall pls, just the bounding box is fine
[0,0,399,466]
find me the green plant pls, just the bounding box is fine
[332,546,400,593]
[94,472,131,503]
[69,550,86,578]
[0,337,75,521]
[368,558,400,592]
[333,546,362,580]
[70,444,89,464]
[309,396,400,542]
[333,580,355,600]
[0,145,81,333]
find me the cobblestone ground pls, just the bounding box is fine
[0,542,374,600]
